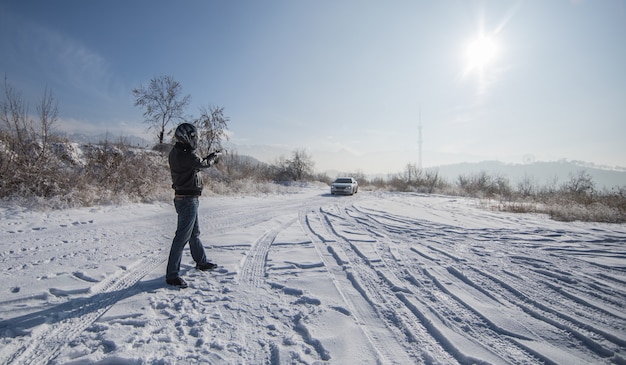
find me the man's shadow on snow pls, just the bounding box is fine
[0,276,169,338]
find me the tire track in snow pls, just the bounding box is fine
[458,236,626,361]
[349,203,626,364]
[370,210,605,364]
[232,214,327,364]
[299,208,397,362]
[474,264,626,357]
[1,251,166,365]
[302,205,454,364]
[343,204,546,364]
[238,213,339,363]
[204,196,322,236]
[238,216,298,286]
[300,209,408,364]
[200,196,334,364]
[336,204,534,364]
[204,203,282,235]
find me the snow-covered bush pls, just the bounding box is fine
[456,171,512,199]
[80,143,171,205]
[495,172,625,223]
[0,135,171,209]
[385,164,446,193]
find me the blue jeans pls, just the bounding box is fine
[166,196,208,280]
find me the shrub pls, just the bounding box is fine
[385,164,446,193]
[457,171,512,199]
[499,170,624,223]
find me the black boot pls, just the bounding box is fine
[196,262,218,271]
[166,276,188,288]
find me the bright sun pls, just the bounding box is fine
[465,35,497,72]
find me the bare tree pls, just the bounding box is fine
[1,77,57,156]
[290,149,314,181]
[271,154,293,182]
[423,169,441,194]
[404,163,422,187]
[35,86,58,161]
[562,170,595,204]
[1,77,61,197]
[194,105,230,157]
[1,76,30,154]
[517,173,537,198]
[269,150,314,182]
[132,75,190,145]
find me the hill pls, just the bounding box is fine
[433,160,626,190]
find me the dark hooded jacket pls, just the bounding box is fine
[169,142,214,196]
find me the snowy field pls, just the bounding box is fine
[1,186,625,365]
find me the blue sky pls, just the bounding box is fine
[1,0,625,173]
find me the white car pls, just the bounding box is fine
[330,177,358,195]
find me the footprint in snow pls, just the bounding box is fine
[72,220,94,226]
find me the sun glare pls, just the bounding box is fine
[465,35,497,72]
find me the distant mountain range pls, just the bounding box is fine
[328,160,626,190]
[427,160,626,190]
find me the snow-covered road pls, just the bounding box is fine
[1,187,625,364]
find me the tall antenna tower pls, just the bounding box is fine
[418,108,423,169]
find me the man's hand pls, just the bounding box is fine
[205,150,222,164]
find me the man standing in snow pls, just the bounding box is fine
[166,123,220,288]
